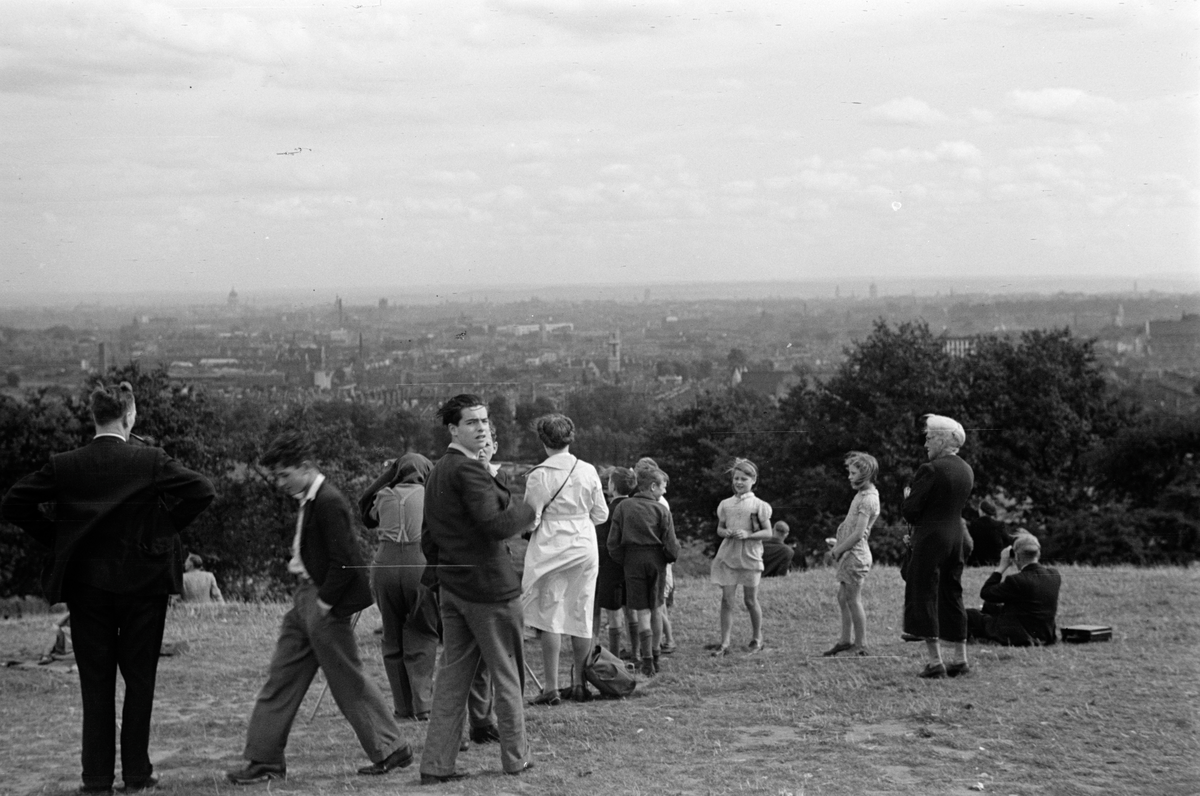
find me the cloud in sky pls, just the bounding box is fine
[0,0,1196,295]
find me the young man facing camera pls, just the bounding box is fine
[419,394,537,783]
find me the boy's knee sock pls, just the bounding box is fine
[608,627,622,653]
[628,622,641,658]
[638,629,653,663]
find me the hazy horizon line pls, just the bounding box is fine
[1,273,1196,309]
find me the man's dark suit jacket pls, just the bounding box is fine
[761,540,795,577]
[422,448,535,604]
[1,436,216,603]
[979,562,1062,646]
[299,480,374,618]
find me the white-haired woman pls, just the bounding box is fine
[901,414,974,678]
[521,414,608,704]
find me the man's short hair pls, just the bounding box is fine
[634,457,659,472]
[609,466,637,497]
[1013,532,1042,560]
[260,431,313,469]
[90,381,135,426]
[773,520,789,539]
[636,467,667,492]
[436,393,485,427]
[534,413,575,449]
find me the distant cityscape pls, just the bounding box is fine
[2,284,1198,417]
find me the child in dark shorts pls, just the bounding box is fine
[606,467,680,676]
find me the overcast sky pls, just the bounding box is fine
[1,0,1196,298]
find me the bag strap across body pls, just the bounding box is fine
[541,457,578,515]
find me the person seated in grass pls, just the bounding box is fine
[823,452,880,657]
[967,532,1061,646]
[182,553,225,604]
[761,521,795,577]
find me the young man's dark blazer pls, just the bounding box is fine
[1,435,216,602]
[298,480,373,617]
[421,448,535,604]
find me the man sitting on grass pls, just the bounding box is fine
[761,521,796,577]
[967,533,1061,647]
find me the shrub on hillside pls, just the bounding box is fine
[1041,506,1199,566]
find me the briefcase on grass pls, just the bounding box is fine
[1060,624,1112,643]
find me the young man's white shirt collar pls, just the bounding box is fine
[448,442,480,459]
[288,473,325,578]
[93,432,126,441]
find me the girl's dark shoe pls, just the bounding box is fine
[569,683,592,702]
[747,638,764,653]
[640,657,656,676]
[945,661,971,677]
[823,641,854,656]
[710,644,730,657]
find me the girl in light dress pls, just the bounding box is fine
[707,458,773,656]
[823,451,880,656]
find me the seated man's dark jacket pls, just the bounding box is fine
[978,562,1061,646]
[300,480,374,617]
[0,436,215,603]
[421,448,535,604]
[761,540,795,577]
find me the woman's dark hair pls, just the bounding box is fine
[534,413,575,449]
[90,381,135,426]
[609,466,637,497]
[436,393,485,427]
[260,431,313,469]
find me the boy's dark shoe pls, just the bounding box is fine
[226,762,286,785]
[357,743,413,775]
[470,724,500,744]
[505,762,535,776]
[420,772,470,785]
[640,657,655,676]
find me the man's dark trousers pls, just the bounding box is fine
[68,583,169,789]
[243,583,403,766]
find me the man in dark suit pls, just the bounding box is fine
[2,381,216,794]
[966,499,1014,567]
[418,394,536,784]
[968,533,1061,646]
[902,414,975,679]
[226,432,412,785]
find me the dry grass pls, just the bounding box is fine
[1,565,1197,796]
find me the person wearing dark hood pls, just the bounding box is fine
[360,452,438,722]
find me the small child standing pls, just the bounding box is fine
[606,467,680,677]
[823,451,880,656]
[708,458,773,656]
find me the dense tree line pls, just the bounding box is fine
[2,321,1195,600]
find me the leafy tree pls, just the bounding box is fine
[964,329,1136,512]
[565,385,646,435]
[514,396,556,461]
[640,388,779,543]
